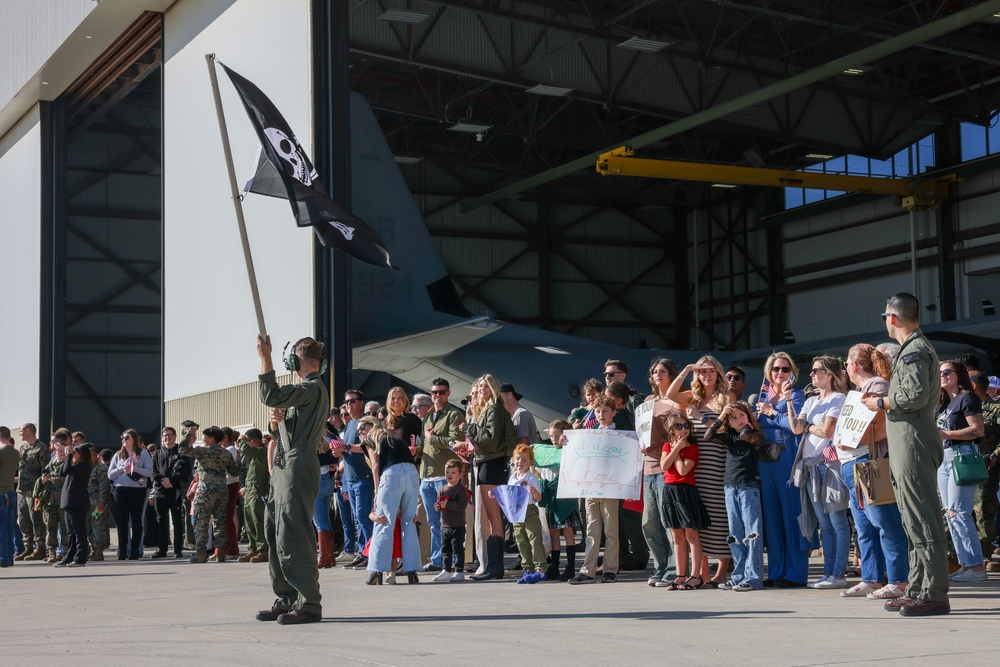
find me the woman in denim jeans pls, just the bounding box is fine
[787,356,849,589]
[936,360,986,582]
[839,344,909,599]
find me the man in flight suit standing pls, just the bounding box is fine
[256,335,328,625]
[862,292,950,617]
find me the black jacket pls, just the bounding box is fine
[60,455,92,510]
[151,445,193,498]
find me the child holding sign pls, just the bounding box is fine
[503,445,546,583]
[658,413,711,590]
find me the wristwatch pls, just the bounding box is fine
[877,397,885,410]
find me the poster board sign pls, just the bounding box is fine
[832,390,878,450]
[634,400,654,452]
[557,429,642,500]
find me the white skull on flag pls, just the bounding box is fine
[263,127,314,186]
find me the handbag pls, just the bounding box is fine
[952,443,989,486]
[854,431,896,507]
[754,441,785,463]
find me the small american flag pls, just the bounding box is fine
[582,408,598,429]
[760,378,779,405]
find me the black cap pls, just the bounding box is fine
[499,383,523,401]
[181,419,199,428]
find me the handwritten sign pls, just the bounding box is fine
[557,429,642,500]
[832,391,878,450]
[532,444,562,469]
[634,400,654,452]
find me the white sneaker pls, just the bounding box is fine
[450,572,464,582]
[951,568,988,582]
[386,572,397,585]
[809,576,830,589]
[335,552,356,563]
[814,576,848,589]
[432,570,452,582]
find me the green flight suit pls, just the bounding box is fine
[885,329,949,602]
[260,369,328,615]
[238,439,270,554]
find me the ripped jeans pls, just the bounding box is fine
[725,484,764,589]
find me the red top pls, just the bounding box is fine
[661,442,698,486]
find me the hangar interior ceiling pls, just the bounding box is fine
[347,0,1000,351]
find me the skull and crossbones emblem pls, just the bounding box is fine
[263,127,317,186]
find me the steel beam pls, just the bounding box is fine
[460,0,1000,211]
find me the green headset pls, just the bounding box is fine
[283,339,328,375]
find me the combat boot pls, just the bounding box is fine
[250,550,268,563]
[24,546,47,561]
[46,552,60,563]
[190,548,208,563]
[90,550,104,561]
[237,549,256,563]
[14,545,33,561]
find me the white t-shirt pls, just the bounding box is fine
[225,444,240,485]
[507,469,541,505]
[799,393,846,459]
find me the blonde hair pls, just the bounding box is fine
[764,351,799,386]
[471,374,501,421]
[384,386,412,428]
[690,355,727,410]
[812,355,847,394]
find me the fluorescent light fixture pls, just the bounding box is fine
[448,122,491,133]
[393,155,422,164]
[525,84,573,97]
[841,65,873,76]
[535,346,570,355]
[711,183,738,189]
[617,36,672,52]
[805,153,834,159]
[378,9,431,23]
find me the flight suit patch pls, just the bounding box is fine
[903,351,920,364]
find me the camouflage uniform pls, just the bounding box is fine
[87,461,111,551]
[16,440,49,551]
[178,442,240,551]
[237,439,270,555]
[974,396,1000,551]
[33,456,66,553]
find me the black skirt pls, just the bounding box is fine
[663,483,712,531]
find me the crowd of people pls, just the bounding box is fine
[1,293,999,621]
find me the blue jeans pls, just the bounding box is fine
[419,478,447,567]
[335,486,356,553]
[1,491,16,565]
[642,472,675,580]
[367,464,421,573]
[346,478,375,551]
[313,475,334,533]
[841,456,908,584]
[809,464,850,578]
[937,445,984,567]
[725,485,764,588]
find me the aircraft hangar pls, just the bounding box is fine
[1,0,999,442]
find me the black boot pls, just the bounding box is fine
[471,536,505,580]
[558,544,577,581]
[544,548,561,580]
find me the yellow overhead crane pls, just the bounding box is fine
[596,147,961,211]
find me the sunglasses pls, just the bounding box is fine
[604,371,622,377]
[809,368,827,375]
[726,374,743,381]
[940,369,954,377]
[772,366,791,374]
[430,390,448,395]
[881,312,894,322]
[345,398,362,403]
[121,435,132,440]
[672,422,692,430]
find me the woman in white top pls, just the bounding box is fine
[787,355,849,589]
[108,429,154,560]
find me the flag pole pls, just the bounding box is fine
[205,53,291,446]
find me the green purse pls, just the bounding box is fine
[952,444,988,487]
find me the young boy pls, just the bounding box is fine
[504,444,547,584]
[432,459,469,582]
[569,395,620,584]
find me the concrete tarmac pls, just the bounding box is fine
[3,549,999,666]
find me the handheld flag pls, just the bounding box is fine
[218,62,393,268]
[492,485,529,523]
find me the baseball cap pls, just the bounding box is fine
[499,383,523,401]
[989,376,1000,390]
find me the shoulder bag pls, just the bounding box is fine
[952,443,989,487]
[854,431,896,507]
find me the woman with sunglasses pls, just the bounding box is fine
[936,360,986,581]
[658,413,711,589]
[107,429,153,560]
[787,356,850,589]
[755,352,811,587]
[666,355,732,587]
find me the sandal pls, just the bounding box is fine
[679,576,704,590]
[844,567,861,578]
[699,579,719,589]
[662,576,688,590]
[866,584,905,600]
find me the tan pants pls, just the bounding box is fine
[581,498,619,576]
